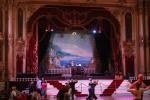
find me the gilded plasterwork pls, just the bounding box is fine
[123,41,135,58]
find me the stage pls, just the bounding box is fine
[44,68,114,80]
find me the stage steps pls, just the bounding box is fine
[47,80,87,97]
[100,80,123,96]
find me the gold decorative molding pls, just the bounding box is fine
[123,41,135,57]
[61,0,71,2]
[138,0,144,14]
[26,32,33,49]
[62,10,86,27]
[16,38,25,53]
[111,8,122,16]
[0,39,3,63]
[117,0,126,4]
[143,37,150,47]
[8,34,13,46]
[107,7,123,21]
[0,32,3,40]
[27,5,42,21]
[86,0,96,3]
[138,36,144,47]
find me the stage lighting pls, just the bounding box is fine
[78,64,81,66]
[45,29,48,32]
[45,28,54,32]
[50,28,54,32]
[92,30,97,34]
[72,32,77,35]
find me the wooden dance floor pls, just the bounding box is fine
[46,79,150,100]
[47,95,150,100]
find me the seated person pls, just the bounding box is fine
[9,86,20,100]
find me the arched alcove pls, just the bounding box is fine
[17,8,23,38]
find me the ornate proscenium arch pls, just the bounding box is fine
[26,5,122,75]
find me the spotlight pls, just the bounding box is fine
[50,29,54,32]
[92,30,97,34]
[45,29,48,32]
[72,32,77,35]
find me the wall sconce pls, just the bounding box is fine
[140,37,144,46]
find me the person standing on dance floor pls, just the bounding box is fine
[87,78,97,100]
[29,80,35,95]
[36,77,42,96]
[41,77,47,98]
[57,82,70,100]
[127,83,150,100]
[69,78,78,100]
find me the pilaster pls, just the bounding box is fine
[138,0,145,74]
[7,2,15,81]
[144,0,150,75]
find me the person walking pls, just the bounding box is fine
[36,77,42,96]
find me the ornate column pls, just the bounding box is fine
[7,1,14,81]
[25,32,32,72]
[132,6,138,76]
[110,7,124,74]
[138,0,145,73]
[0,4,4,81]
[4,1,9,82]
[120,7,126,76]
[22,3,27,73]
[144,0,150,75]
[12,5,17,78]
[8,35,14,80]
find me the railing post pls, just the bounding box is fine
[115,81,116,89]
[99,83,102,94]
[81,83,83,93]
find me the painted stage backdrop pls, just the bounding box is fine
[47,32,95,68]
